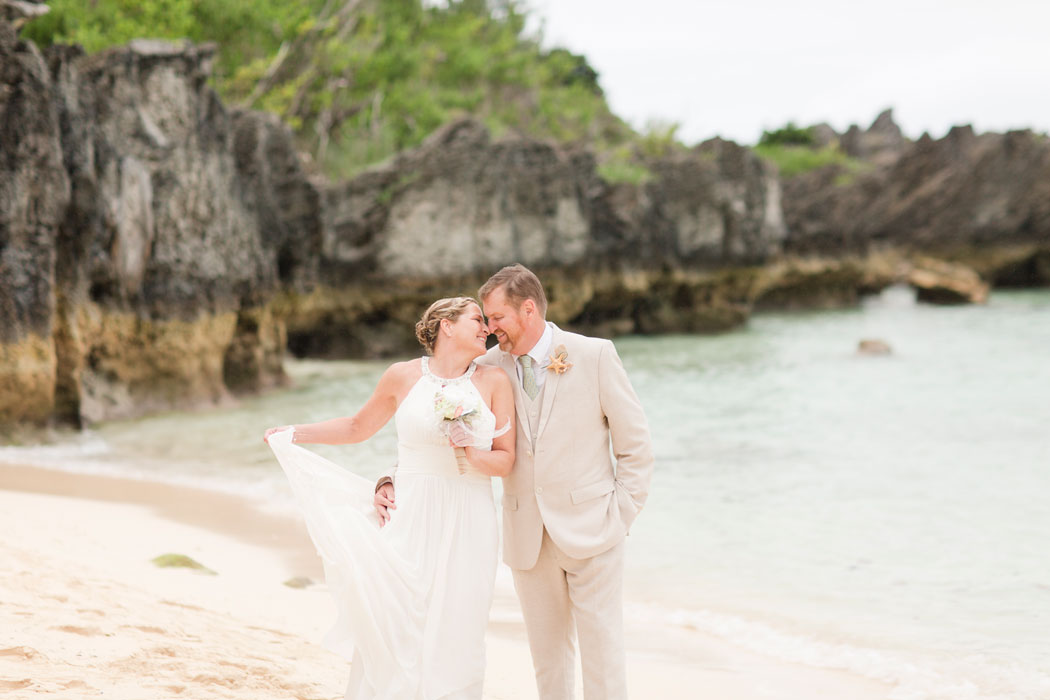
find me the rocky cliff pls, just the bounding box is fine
[1,14,320,427]
[782,111,1050,283]
[1,9,68,426]
[1,11,786,428]
[293,120,787,355]
[2,12,1048,430]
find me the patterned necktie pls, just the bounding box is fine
[519,355,539,400]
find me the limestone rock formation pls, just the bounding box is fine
[288,119,787,351]
[857,339,892,356]
[906,257,989,305]
[322,119,596,280]
[751,257,895,311]
[983,247,1050,287]
[1,19,320,427]
[810,123,839,150]
[3,11,1049,431]
[321,120,785,279]
[782,122,1050,266]
[591,138,785,268]
[840,109,908,166]
[1,0,47,30]
[1,9,70,425]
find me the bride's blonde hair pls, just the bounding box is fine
[415,297,480,355]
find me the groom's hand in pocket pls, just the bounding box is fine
[374,483,396,526]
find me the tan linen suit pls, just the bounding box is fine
[478,324,654,700]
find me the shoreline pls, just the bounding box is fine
[0,462,323,579]
[0,461,893,699]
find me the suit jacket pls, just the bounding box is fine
[479,324,654,570]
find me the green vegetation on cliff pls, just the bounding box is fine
[25,0,635,178]
[758,121,816,147]
[753,121,862,177]
[753,143,859,177]
[23,0,313,81]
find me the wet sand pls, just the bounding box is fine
[0,463,892,699]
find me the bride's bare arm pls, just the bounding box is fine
[266,362,413,445]
[460,369,515,477]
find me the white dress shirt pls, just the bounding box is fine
[514,322,554,392]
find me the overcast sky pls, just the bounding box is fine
[524,0,1050,145]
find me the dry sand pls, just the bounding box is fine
[0,463,893,699]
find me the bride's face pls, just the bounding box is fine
[442,303,489,357]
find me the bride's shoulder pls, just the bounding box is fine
[474,363,511,388]
[388,358,422,373]
[473,363,500,379]
[379,359,423,387]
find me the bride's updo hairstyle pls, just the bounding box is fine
[415,296,479,355]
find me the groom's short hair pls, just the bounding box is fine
[479,264,548,316]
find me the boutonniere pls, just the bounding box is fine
[546,345,572,375]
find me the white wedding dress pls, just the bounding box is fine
[267,358,499,700]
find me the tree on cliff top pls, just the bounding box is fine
[24,0,633,178]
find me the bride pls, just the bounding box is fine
[264,297,515,700]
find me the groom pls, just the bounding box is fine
[378,264,654,699]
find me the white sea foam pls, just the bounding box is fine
[0,432,111,461]
[628,602,1050,700]
[0,432,290,504]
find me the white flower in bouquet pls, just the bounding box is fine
[432,385,482,474]
[433,384,481,428]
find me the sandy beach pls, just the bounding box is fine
[0,463,892,699]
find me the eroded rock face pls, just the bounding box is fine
[1,24,320,427]
[783,120,1050,260]
[321,120,596,279]
[840,109,908,166]
[985,247,1050,287]
[49,40,290,318]
[231,109,322,293]
[300,120,787,346]
[0,15,69,424]
[48,40,317,422]
[1,0,48,30]
[907,257,989,305]
[320,119,785,281]
[591,138,785,268]
[4,16,1048,431]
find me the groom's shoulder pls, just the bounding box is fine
[558,328,612,356]
[477,346,503,366]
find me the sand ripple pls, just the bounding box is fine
[0,545,343,700]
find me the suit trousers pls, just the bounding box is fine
[511,528,626,700]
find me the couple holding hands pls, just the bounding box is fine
[265,264,654,700]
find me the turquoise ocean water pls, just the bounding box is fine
[3,286,1048,699]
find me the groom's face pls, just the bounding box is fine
[482,288,528,354]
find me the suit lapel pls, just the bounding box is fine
[500,350,530,439]
[535,326,565,440]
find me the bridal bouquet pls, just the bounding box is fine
[432,385,482,474]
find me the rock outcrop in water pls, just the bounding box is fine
[2,13,1048,430]
[906,257,989,305]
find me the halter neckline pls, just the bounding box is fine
[421,356,477,385]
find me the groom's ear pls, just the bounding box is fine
[521,298,536,317]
